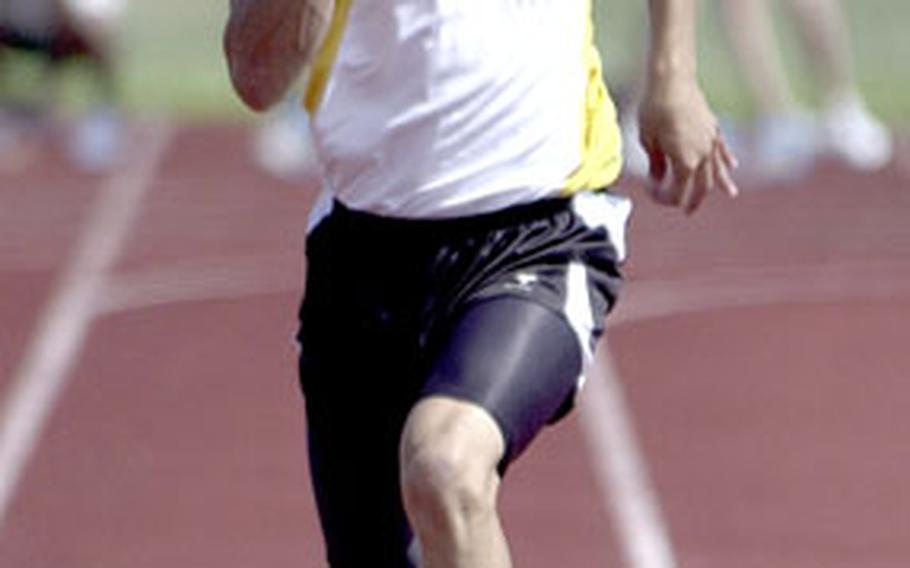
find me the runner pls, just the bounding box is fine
[225,1,737,565]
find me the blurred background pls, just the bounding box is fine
[599,0,910,121]
[1,1,908,567]
[3,0,907,176]
[2,0,907,178]
[14,0,906,120]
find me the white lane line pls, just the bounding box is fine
[93,256,910,322]
[98,253,301,315]
[0,123,172,525]
[575,258,910,568]
[613,259,910,327]
[579,347,677,568]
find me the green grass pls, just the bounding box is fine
[117,0,245,120]
[11,0,905,124]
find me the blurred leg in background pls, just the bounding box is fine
[718,0,892,179]
[717,0,821,181]
[781,0,892,171]
[58,0,127,172]
[0,0,58,171]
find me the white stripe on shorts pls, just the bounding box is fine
[564,191,632,390]
[572,191,632,262]
[564,261,595,390]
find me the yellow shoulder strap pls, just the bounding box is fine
[304,0,354,113]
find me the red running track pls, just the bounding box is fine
[0,124,908,567]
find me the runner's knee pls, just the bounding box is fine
[399,397,503,529]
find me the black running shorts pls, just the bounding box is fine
[296,192,628,567]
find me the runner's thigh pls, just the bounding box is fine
[421,296,583,471]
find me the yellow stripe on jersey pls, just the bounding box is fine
[563,0,623,194]
[304,0,354,113]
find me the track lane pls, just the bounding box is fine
[608,298,910,567]
[2,126,908,567]
[1,125,623,566]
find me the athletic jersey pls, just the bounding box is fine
[305,0,623,219]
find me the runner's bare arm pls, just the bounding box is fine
[639,0,739,214]
[224,0,326,111]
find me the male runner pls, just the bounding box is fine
[225,1,737,566]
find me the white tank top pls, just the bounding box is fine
[308,0,623,219]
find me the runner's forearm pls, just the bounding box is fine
[639,0,740,210]
[224,0,311,111]
[646,0,698,81]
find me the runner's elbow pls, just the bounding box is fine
[229,69,282,112]
[223,27,283,112]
